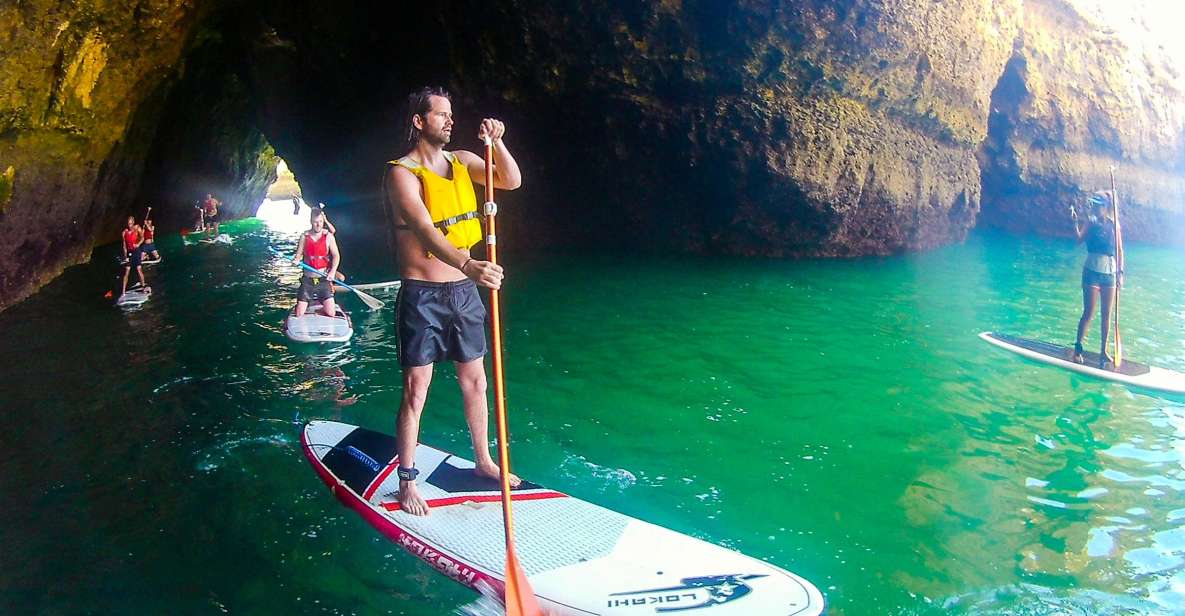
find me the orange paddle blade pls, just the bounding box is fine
[103,290,113,299]
[503,551,544,616]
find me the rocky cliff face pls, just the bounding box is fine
[1,0,1183,310]
[980,0,1185,243]
[0,1,273,308]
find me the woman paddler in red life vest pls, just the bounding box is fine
[120,215,149,295]
[291,206,341,317]
[141,211,161,262]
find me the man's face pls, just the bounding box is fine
[127,217,134,228]
[311,213,324,231]
[418,95,453,147]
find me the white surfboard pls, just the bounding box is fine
[302,420,824,615]
[115,288,151,307]
[979,332,1185,394]
[285,305,352,343]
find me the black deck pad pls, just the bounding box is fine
[321,427,397,494]
[427,458,543,493]
[990,333,1151,377]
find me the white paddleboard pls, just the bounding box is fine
[302,420,825,615]
[117,256,161,266]
[979,332,1185,394]
[200,233,232,245]
[351,280,402,292]
[285,305,352,343]
[115,288,151,307]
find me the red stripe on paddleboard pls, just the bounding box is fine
[363,456,400,501]
[381,491,568,512]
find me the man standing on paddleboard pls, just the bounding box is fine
[203,193,222,238]
[119,215,149,295]
[383,86,522,516]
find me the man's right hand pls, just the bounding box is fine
[463,259,504,290]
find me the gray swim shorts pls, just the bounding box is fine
[396,279,488,367]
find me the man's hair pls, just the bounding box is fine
[404,86,451,149]
[309,206,325,220]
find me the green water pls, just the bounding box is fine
[2,217,1184,615]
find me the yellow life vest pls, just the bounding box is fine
[388,152,482,251]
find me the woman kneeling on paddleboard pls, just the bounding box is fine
[1071,191,1121,367]
[292,207,341,318]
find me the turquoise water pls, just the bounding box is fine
[1,214,1184,614]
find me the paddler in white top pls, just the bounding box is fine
[291,207,341,318]
[383,86,522,516]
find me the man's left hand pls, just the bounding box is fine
[478,118,505,143]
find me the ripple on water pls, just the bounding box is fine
[940,583,1161,615]
[558,454,637,491]
[196,432,293,472]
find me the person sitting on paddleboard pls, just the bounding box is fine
[141,213,161,262]
[383,86,523,516]
[203,193,222,237]
[1071,190,1121,367]
[292,206,341,318]
[303,201,347,290]
[119,215,149,295]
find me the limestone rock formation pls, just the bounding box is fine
[1,0,1183,311]
[980,0,1185,243]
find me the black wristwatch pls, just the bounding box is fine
[397,466,419,481]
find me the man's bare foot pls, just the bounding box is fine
[398,480,430,516]
[475,461,522,487]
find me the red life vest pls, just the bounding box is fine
[303,232,330,270]
[123,228,140,251]
[144,226,155,242]
[203,198,218,216]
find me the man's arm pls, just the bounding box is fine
[327,234,340,279]
[387,165,503,289]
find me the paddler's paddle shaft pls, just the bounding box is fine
[1109,167,1123,367]
[482,135,543,616]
